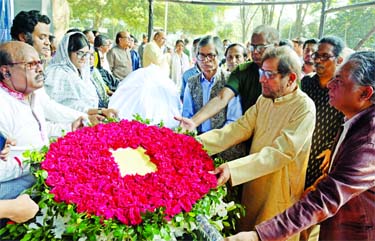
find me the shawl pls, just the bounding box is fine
[44,32,98,112]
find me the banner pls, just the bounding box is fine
[0,0,13,43]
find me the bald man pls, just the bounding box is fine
[143,31,170,75]
[0,42,83,207]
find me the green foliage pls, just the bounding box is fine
[67,0,149,37]
[324,1,375,49]
[67,1,224,38]
[153,3,225,35]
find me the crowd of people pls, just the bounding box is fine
[0,9,374,241]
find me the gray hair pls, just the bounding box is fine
[197,35,223,59]
[252,25,280,46]
[261,46,302,81]
[346,51,375,102]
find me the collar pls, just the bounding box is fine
[273,87,299,104]
[0,81,25,101]
[343,104,375,126]
[200,72,216,84]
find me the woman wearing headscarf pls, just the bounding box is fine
[44,32,99,112]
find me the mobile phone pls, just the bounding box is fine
[0,132,6,151]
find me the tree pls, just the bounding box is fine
[152,2,223,35]
[324,0,375,49]
[292,3,309,38]
[261,0,275,26]
[67,0,149,38]
[239,4,259,43]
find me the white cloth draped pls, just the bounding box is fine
[109,64,182,128]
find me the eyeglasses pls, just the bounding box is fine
[311,53,336,62]
[120,36,132,40]
[75,51,92,59]
[249,44,273,53]
[258,68,280,79]
[197,53,217,61]
[8,59,46,70]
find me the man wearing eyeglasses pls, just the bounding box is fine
[0,41,84,226]
[182,35,245,161]
[107,31,133,81]
[301,36,345,190]
[298,36,346,240]
[225,51,375,241]
[177,25,279,131]
[199,46,315,238]
[10,10,117,126]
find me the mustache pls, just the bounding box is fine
[35,72,46,83]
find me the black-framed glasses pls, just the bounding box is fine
[8,59,46,70]
[258,68,280,80]
[311,53,336,62]
[197,53,217,61]
[75,51,92,59]
[249,44,273,52]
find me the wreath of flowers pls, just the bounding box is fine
[0,119,244,240]
[41,120,217,226]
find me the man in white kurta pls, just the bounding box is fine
[201,47,316,239]
[0,42,83,200]
[143,31,170,75]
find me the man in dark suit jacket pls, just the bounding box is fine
[225,51,375,241]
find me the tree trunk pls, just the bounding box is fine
[277,5,285,31]
[354,25,375,50]
[240,4,259,43]
[294,3,308,37]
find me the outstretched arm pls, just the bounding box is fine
[178,87,235,131]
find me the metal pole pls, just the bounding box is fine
[164,1,169,34]
[148,0,154,42]
[318,0,326,38]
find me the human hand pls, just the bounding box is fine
[0,138,16,161]
[224,231,259,241]
[86,108,118,125]
[71,116,86,131]
[6,194,39,223]
[174,116,197,132]
[318,149,331,174]
[301,173,327,198]
[101,108,118,119]
[88,114,106,125]
[211,163,230,186]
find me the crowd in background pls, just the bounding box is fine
[0,9,374,241]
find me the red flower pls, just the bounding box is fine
[42,120,217,225]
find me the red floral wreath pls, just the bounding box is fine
[41,120,217,225]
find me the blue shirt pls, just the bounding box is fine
[180,65,200,101]
[130,50,141,71]
[182,73,242,133]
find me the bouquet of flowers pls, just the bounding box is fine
[0,118,243,241]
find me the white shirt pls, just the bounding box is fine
[36,87,87,123]
[143,41,169,75]
[0,86,70,182]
